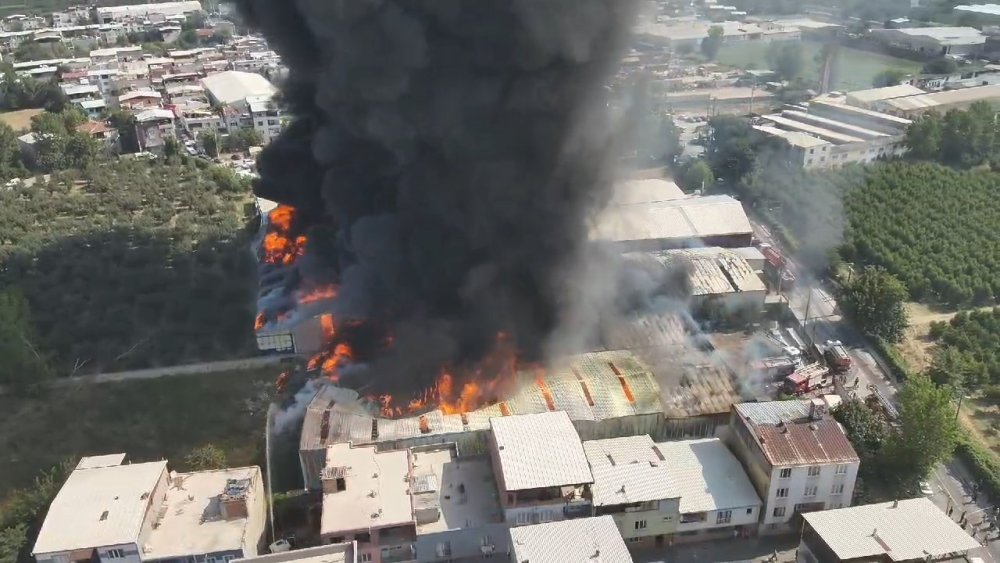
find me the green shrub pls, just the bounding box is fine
[955,437,1000,502]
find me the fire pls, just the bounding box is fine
[254,313,266,331]
[298,283,338,305]
[275,371,290,393]
[306,313,354,383]
[261,205,307,266]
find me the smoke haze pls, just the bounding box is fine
[236,0,640,399]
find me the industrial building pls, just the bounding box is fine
[875,84,1000,117]
[798,498,981,562]
[624,247,768,322]
[635,20,800,51]
[870,26,986,56]
[592,195,754,250]
[32,454,267,563]
[828,84,927,110]
[299,335,746,492]
[509,516,633,563]
[754,97,911,169]
[727,400,860,535]
[96,1,203,23]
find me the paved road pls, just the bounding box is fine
[753,221,999,561]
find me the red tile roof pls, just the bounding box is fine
[76,121,112,136]
[755,419,859,466]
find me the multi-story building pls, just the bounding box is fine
[727,400,860,535]
[583,435,680,549]
[32,453,266,563]
[135,109,178,152]
[319,442,507,563]
[655,438,762,543]
[119,90,163,111]
[52,7,93,29]
[489,411,595,527]
[247,95,282,144]
[96,1,202,24]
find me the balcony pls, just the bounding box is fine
[380,543,415,563]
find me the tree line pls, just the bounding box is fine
[905,101,1000,169]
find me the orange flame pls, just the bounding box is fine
[261,205,307,266]
[254,313,266,331]
[298,283,338,305]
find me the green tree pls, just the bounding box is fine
[701,26,724,60]
[0,523,27,563]
[923,57,958,75]
[107,110,140,153]
[163,137,181,160]
[872,69,907,87]
[680,159,714,191]
[905,112,942,160]
[0,123,26,181]
[0,288,53,392]
[887,375,960,480]
[222,128,264,153]
[184,443,228,471]
[834,399,888,460]
[198,130,220,157]
[840,265,909,343]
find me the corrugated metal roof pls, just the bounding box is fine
[592,195,752,245]
[490,411,593,491]
[584,435,674,506]
[755,419,858,466]
[734,400,811,425]
[845,84,926,104]
[803,498,980,561]
[509,516,633,563]
[656,438,761,513]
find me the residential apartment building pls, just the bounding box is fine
[583,435,680,549]
[656,438,762,543]
[508,516,634,563]
[319,442,507,563]
[727,400,860,535]
[32,454,266,563]
[489,411,595,527]
[247,95,282,144]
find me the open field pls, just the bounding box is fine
[716,40,923,91]
[0,108,44,132]
[897,302,956,375]
[0,367,279,496]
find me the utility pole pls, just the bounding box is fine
[804,288,814,346]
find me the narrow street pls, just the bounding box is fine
[753,221,1000,561]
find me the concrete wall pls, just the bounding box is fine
[607,499,680,540]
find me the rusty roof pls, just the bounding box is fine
[754,419,859,467]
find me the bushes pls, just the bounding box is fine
[956,437,1000,502]
[870,336,911,382]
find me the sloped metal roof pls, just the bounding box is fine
[490,411,593,491]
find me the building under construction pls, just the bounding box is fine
[298,312,746,491]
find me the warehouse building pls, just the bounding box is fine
[635,20,800,51]
[798,498,980,562]
[592,195,754,250]
[875,83,1000,116]
[754,97,911,169]
[96,1,202,23]
[200,70,277,111]
[870,26,986,56]
[825,84,927,110]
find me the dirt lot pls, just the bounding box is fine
[896,302,954,374]
[0,108,44,132]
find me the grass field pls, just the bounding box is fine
[0,367,280,496]
[0,108,44,132]
[717,41,923,92]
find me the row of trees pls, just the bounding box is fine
[905,102,1000,168]
[0,67,67,113]
[0,461,73,563]
[0,157,257,383]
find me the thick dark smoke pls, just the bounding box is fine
[236,0,639,399]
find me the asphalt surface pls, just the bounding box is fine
[753,221,999,561]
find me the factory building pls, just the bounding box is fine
[634,20,800,52]
[870,26,985,57]
[875,84,1000,117]
[298,328,747,492]
[624,247,768,323]
[96,1,203,24]
[200,70,278,111]
[754,97,911,169]
[726,400,860,535]
[592,195,754,250]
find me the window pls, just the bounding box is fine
[625,537,641,543]
[831,483,844,495]
[776,487,788,498]
[746,507,754,515]
[804,485,818,497]
[634,520,647,530]
[716,510,732,524]
[359,554,372,563]
[807,466,821,477]
[257,120,264,126]
[773,506,786,518]
[835,464,848,475]
[104,550,124,559]
[809,148,815,154]
[779,468,792,479]
[268,119,278,125]
[516,512,530,525]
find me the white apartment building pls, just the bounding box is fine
[583,435,680,550]
[32,454,266,563]
[656,438,762,543]
[247,95,282,144]
[489,411,595,527]
[727,400,860,535]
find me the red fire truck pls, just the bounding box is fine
[760,244,795,291]
[782,363,831,395]
[823,340,852,373]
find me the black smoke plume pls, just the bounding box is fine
[236,0,639,402]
